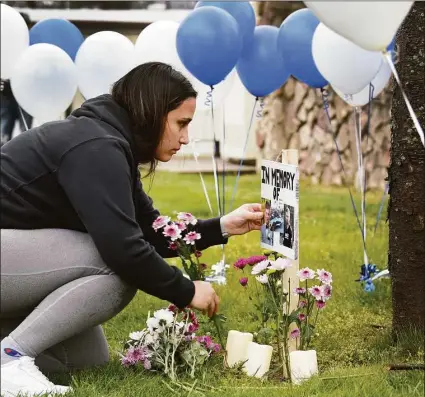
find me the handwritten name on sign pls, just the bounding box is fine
[261,165,295,200]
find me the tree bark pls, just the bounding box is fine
[389,1,425,335]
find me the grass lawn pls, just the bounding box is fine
[54,172,423,397]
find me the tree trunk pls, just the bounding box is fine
[389,1,425,335]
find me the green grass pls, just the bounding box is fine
[54,172,423,397]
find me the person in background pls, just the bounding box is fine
[260,200,273,245]
[0,12,33,147]
[0,62,263,397]
[282,206,294,249]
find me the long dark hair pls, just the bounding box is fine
[111,62,197,175]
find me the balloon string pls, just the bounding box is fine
[321,88,369,261]
[209,85,222,217]
[191,140,214,216]
[384,51,425,147]
[222,104,226,215]
[354,107,368,265]
[229,97,258,212]
[373,182,389,237]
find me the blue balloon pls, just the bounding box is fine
[195,1,255,49]
[236,26,290,98]
[177,7,242,86]
[277,9,327,88]
[387,37,395,52]
[30,18,84,61]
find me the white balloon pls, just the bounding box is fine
[134,21,234,110]
[305,1,413,51]
[11,44,77,121]
[1,4,29,79]
[333,59,392,107]
[76,31,135,99]
[312,23,382,95]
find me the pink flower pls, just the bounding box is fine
[309,285,322,300]
[212,343,221,353]
[183,231,201,245]
[239,277,248,287]
[269,257,292,271]
[294,287,306,295]
[163,223,182,241]
[251,260,270,275]
[316,300,326,309]
[321,284,332,301]
[176,221,187,231]
[169,242,178,250]
[177,212,197,225]
[121,356,136,367]
[233,258,248,270]
[290,328,300,339]
[122,346,149,367]
[152,216,170,231]
[187,323,199,333]
[317,269,333,285]
[297,267,316,281]
[167,304,178,313]
[298,313,306,321]
[195,250,202,258]
[246,255,267,266]
[298,300,307,308]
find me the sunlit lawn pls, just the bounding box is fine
[53,172,423,397]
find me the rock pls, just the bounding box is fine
[284,78,296,99]
[304,89,317,111]
[329,151,342,173]
[297,106,308,123]
[337,124,351,152]
[294,82,307,105]
[299,124,311,150]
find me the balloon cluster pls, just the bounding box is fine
[1,1,413,122]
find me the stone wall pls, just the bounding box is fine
[255,78,392,191]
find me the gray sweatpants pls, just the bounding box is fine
[0,229,136,373]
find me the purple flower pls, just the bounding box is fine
[298,313,306,321]
[298,300,307,308]
[246,255,267,266]
[239,277,248,287]
[290,328,301,339]
[233,258,248,270]
[212,343,220,353]
[294,287,306,295]
[316,300,326,309]
[121,356,136,367]
[187,322,199,333]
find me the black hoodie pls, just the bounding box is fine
[0,95,226,308]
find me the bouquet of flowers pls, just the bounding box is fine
[152,212,227,347]
[234,251,333,378]
[121,304,220,382]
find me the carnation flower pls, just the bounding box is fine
[290,328,300,339]
[175,221,187,231]
[169,242,178,250]
[233,258,248,270]
[245,255,267,266]
[199,263,207,270]
[183,231,201,245]
[294,287,306,295]
[167,304,178,313]
[297,267,316,281]
[186,322,199,333]
[177,212,197,225]
[129,331,144,341]
[195,251,202,258]
[320,284,332,301]
[256,274,269,284]
[154,309,175,326]
[316,300,326,309]
[146,317,160,330]
[239,277,248,287]
[163,224,182,241]
[308,285,322,300]
[269,257,292,271]
[143,359,152,370]
[317,269,333,285]
[298,313,306,321]
[152,216,170,231]
[251,260,270,275]
[298,300,307,308]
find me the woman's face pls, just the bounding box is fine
[155,97,196,162]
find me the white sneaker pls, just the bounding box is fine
[1,356,72,396]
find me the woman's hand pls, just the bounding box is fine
[190,281,219,317]
[220,203,263,237]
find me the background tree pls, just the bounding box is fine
[389,1,425,335]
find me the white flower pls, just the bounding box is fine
[269,257,292,271]
[154,309,174,326]
[129,331,144,341]
[251,260,270,275]
[256,274,269,284]
[147,317,160,330]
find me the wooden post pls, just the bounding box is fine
[281,149,300,376]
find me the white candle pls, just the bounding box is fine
[225,330,253,367]
[289,350,318,385]
[243,342,273,378]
